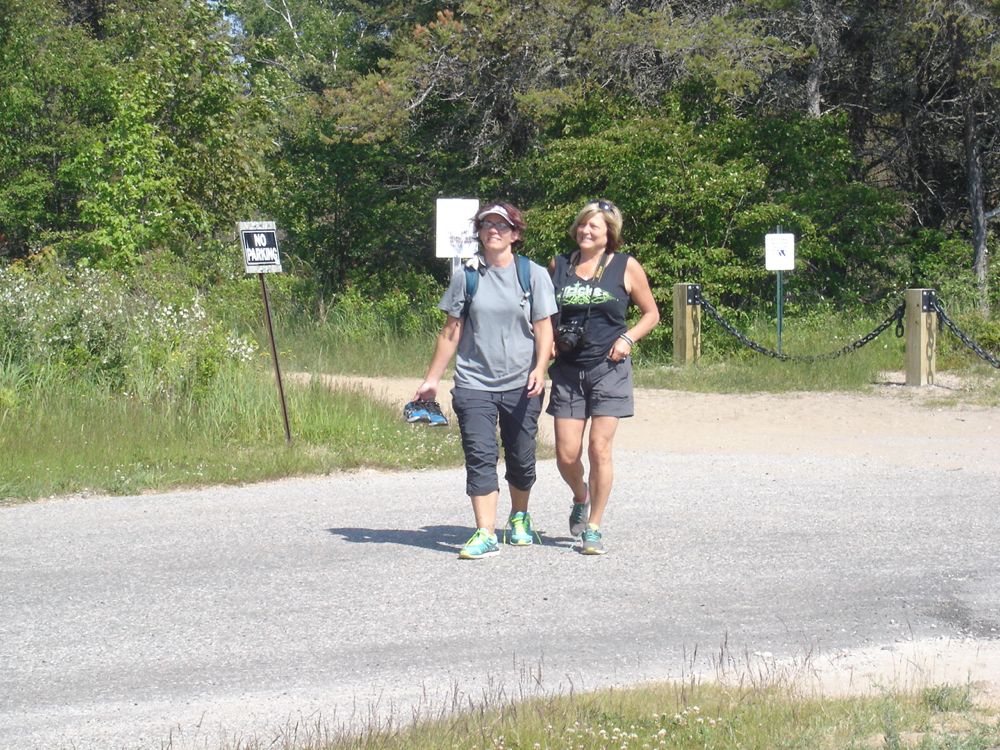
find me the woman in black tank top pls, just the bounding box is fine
[546,199,660,555]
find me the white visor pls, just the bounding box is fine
[475,205,514,226]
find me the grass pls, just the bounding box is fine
[209,676,1000,750]
[0,363,463,504]
[273,305,1000,399]
[276,318,440,377]
[636,310,1000,401]
[637,311,902,392]
[638,355,1000,403]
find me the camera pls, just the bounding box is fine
[555,323,587,354]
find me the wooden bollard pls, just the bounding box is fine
[673,283,701,365]
[905,288,937,386]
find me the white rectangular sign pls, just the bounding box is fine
[765,232,795,271]
[435,198,480,258]
[239,221,282,273]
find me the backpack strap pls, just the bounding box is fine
[514,253,533,315]
[461,260,480,319]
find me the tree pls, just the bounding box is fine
[60,74,180,268]
[0,0,274,268]
[519,96,907,326]
[101,1,274,253]
[0,0,115,259]
[219,0,464,293]
[936,0,1000,313]
[748,0,1000,312]
[884,0,1000,312]
[326,1,784,169]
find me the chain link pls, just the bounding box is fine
[931,298,1000,369]
[698,294,906,363]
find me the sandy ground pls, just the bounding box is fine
[300,371,999,471]
[301,371,1000,706]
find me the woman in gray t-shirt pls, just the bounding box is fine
[415,201,557,560]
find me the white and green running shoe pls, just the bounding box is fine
[505,511,540,546]
[458,528,500,559]
[569,492,590,537]
[580,524,606,555]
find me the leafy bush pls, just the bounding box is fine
[904,232,983,311]
[938,310,1000,365]
[0,254,258,401]
[323,272,445,340]
[516,96,918,348]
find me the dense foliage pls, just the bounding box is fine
[0,0,998,340]
[0,251,259,402]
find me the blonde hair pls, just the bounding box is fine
[569,200,624,253]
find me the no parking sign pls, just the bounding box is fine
[239,221,282,273]
[237,220,290,443]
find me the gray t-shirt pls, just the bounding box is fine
[438,257,558,391]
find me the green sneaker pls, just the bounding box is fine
[569,492,590,536]
[505,511,540,546]
[458,528,500,559]
[580,524,606,555]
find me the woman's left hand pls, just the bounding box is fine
[526,368,546,397]
[608,338,632,362]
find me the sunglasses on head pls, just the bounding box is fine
[590,199,616,212]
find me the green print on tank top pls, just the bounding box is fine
[560,280,616,305]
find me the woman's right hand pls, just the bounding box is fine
[414,381,437,401]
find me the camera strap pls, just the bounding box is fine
[558,250,609,328]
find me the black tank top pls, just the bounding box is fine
[552,251,631,368]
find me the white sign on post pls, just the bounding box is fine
[765,233,795,271]
[239,221,282,273]
[435,198,480,259]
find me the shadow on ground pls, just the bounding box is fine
[327,525,579,553]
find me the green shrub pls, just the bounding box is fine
[0,254,258,400]
[518,98,912,316]
[938,310,1000,366]
[324,275,444,340]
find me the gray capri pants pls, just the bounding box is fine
[546,358,634,419]
[451,386,543,497]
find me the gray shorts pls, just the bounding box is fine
[546,358,634,419]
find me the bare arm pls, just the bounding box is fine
[547,257,560,360]
[608,257,660,362]
[526,315,554,397]
[414,315,463,401]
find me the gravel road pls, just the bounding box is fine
[2,386,999,749]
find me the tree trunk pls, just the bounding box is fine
[805,0,832,118]
[806,60,823,118]
[963,84,989,317]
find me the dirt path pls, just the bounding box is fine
[300,372,1000,470]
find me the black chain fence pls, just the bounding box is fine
[931,297,1000,369]
[697,290,905,362]
[696,288,1000,369]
